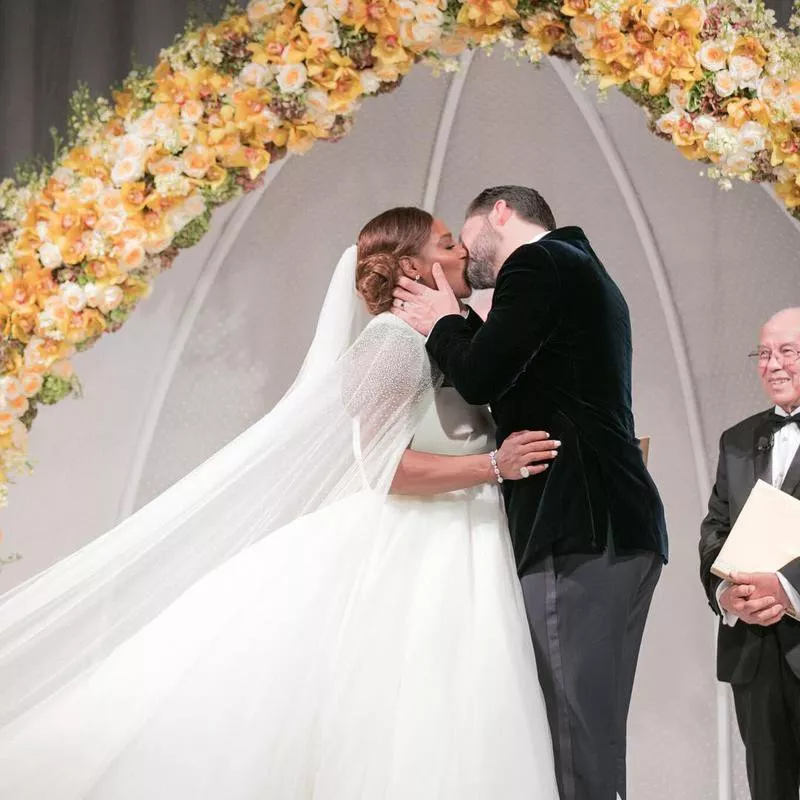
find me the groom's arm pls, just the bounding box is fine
[426,246,561,405]
[462,306,484,337]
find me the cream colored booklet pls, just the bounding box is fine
[711,479,800,619]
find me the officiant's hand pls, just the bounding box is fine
[392,264,461,336]
[722,572,788,626]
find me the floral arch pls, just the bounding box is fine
[0,0,797,504]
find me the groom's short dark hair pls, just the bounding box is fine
[467,186,556,231]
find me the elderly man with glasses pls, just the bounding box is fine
[700,307,800,800]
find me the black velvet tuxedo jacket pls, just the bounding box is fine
[700,410,800,683]
[426,226,668,577]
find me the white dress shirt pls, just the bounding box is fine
[717,406,800,624]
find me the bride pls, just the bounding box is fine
[0,207,559,798]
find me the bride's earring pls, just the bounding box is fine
[414,275,421,282]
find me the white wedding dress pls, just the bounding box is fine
[0,249,558,799]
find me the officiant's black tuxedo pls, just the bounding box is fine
[426,226,666,800]
[700,410,800,800]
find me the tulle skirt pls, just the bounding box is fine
[0,485,558,799]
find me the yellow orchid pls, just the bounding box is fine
[523,13,568,54]
[595,57,635,90]
[769,124,800,169]
[776,177,800,208]
[726,98,771,129]
[342,0,405,38]
[372,35,415,81]
[457,0,518,29]
[732,36,768,67]
[560,0,589,18]
[587,21,628,65]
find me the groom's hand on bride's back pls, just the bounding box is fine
[497,431,560,481]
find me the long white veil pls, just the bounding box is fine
[0,247,437,727]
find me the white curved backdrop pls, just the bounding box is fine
[2,52,799,800]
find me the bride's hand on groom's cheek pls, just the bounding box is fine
[497,431,561,481]
[391,263,460,336]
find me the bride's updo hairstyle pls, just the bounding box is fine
[356,207,433,315]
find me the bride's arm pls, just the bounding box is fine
[390,431,559,495]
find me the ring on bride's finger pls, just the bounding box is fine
[519,466,531,479]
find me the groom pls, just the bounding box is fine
[392,186,668,800]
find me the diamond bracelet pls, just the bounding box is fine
[489,450,504,484]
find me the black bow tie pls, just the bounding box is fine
[769,412,799,430]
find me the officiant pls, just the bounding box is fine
[700,307,800,800]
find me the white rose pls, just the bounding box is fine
[698,41,728,72]
[724,149,753,174]
[301,6,332,33]
[155,173,192,197]
[277,64,308,95]
[60,282,87,312]
[9,419,27,448]
[120,240,146,272]
[738,121,768,153]
[262,107,282,128]
[180,100,205,124]
[111,156,145,186]
[100,285,124,313]
[78,177,104,204]
[305,88,330,118]
[395,0,415,19]
[133,110,157,139]
[359,69,381,95]
[409,21,440,46]
[0,252,13,272]
[145,231,174,254]
[248,0,286,22]
[23,338,48,370]
[729,55,761,89]
[301,0,326,6]
[52,167,75,186]
[310,28,341,49]
[415,4,444,25]
[38,242,63,270]
[182,192,207,219]
[116,134,147,160]
[98,213,125,237]
[714,70,737,98]
[757,75,784,104]
[0,377,22,401]
[705,124,739,156]
[239,62,271,88]
[655,109,686,136]
[316,112,337,130]
[84,282,102,308]
[326,0,349,18]
[693,115,716,135]
[646,5,668,29]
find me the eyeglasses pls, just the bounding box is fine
[748,347,800,366]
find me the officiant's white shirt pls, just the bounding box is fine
[717,406,800,625]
